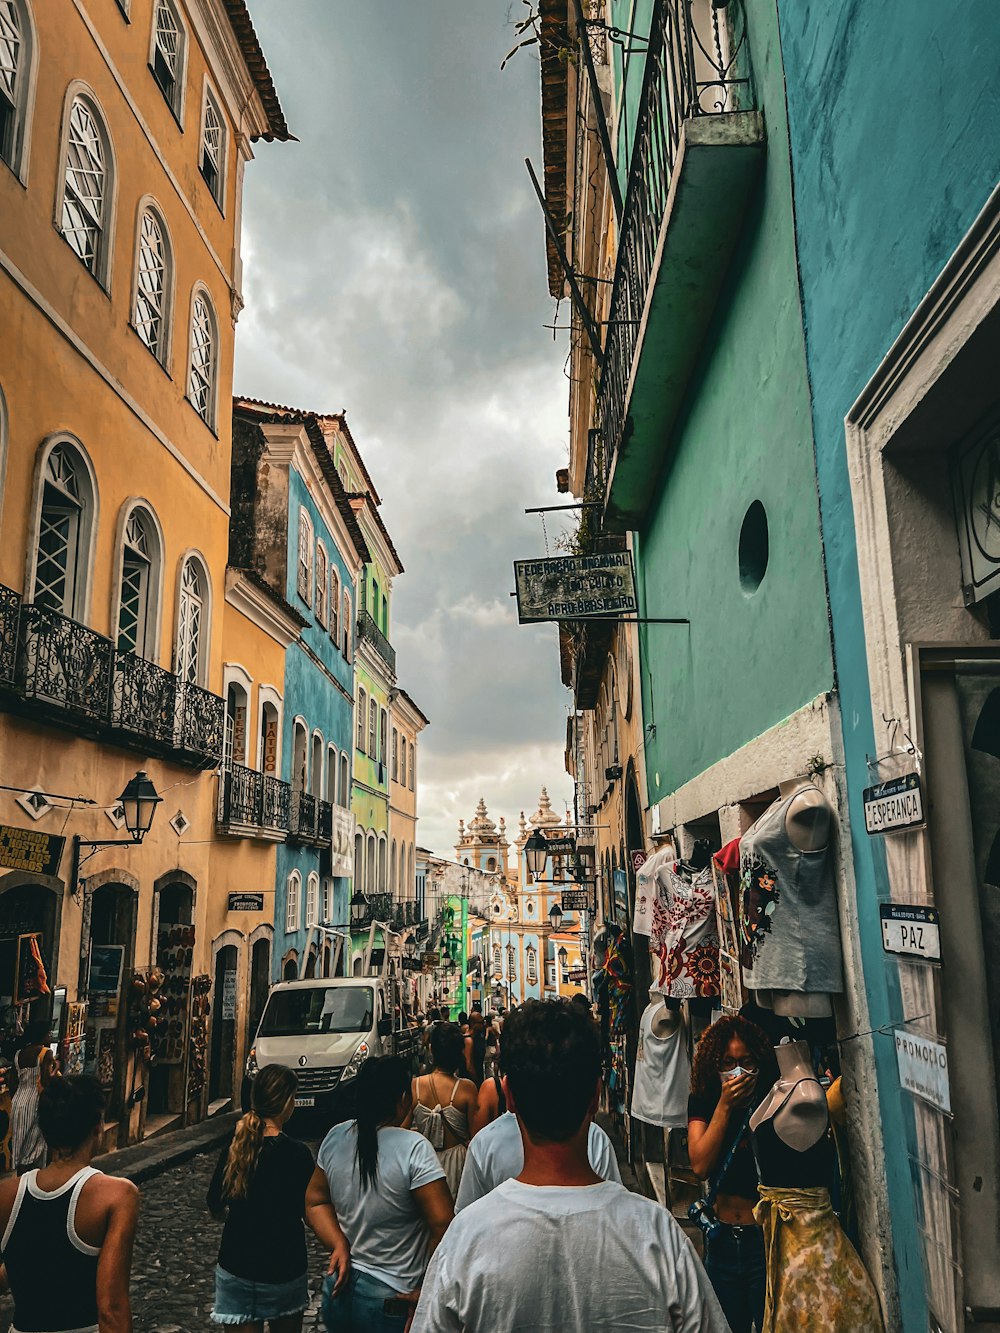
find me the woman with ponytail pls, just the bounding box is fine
[208,1063,350,1331]
[309,1055,453,1330]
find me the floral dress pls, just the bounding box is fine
[649,863,720,999]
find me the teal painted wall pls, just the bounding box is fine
[636,0,832,802]
[773,2,1000,1324]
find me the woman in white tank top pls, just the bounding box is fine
[407,1023,476,1198]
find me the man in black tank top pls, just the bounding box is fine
[0,1076,139,1333]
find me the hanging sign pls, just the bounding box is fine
[542,836,577,857]
[880,903,941,963]
[895,1030,951,1114]
[863,772,924,835]
[561,888,592,912]
[567,968,588,984]
[0,825,64,876]
[422,951,439,969]
[513,552,637,623]
[228,893,264,912]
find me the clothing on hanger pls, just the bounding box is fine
[629,1001,690,1129]
[649,862,720,999]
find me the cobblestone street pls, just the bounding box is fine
[0,1149,331,1333]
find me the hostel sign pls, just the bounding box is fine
[513,553,637,624]
[0,824,65,876]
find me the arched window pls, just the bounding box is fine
[366,834,376,898]
[368,698,377,758]
[492,944,502,976]
[399,736,406,786]
[339,751,349,808]
[506,944,517,981]
[291,719,307,793]
[133,205,172,364]
[310,731,323,797]
[223,681,248,769]
[59,93,114,283]
[305,872,319,928]
[151,0,186,118]
[409,742,415,791]
[391,728,398,782]
[356,687,366,752]
[175,555,208,684]
[315,541,328,625]
[354,830,364,892]
[390,840,397,895]
[379,708,387,766]
[200,84,226,206]
[330,566,340,645]
[296,508,313,605]
[0,0,35,179]
[408,845,415,897]
[377,836,387,892]
[188,288,218,426]
[321,877,333,925]
[381,592,388,634]
[326,743,338,806]
[343,589,352,659]
[526,946,538,986]
[259,697,280,774]
[32,439,96,618]
[116,504,161,657]
[285,871,300,934]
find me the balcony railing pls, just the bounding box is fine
[356,609,396,676]
[598,0,753,473]
[218,763,291,836]
[318,799,333,843]
[0,584,224,767]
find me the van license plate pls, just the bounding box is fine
[294,1097,315,1108]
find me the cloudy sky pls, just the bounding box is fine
[235,2,577,857]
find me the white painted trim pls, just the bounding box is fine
[24,433,100,624]
[172,548,213,686]
[222,663,252,766]
[52,81,119,294]
[147,0,189,128]
[109,497,166,663]
[2,0,38,187]
[256,683,283,774]
[185,281,220,431]
[198,73,228,215]
[0,244,230,514]
[224,568,301,647]
[129,195,175,371]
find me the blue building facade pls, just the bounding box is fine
[775,5,1000,1325]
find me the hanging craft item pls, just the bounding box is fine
[187,974,211,1103]
[601,925,632,1036]
[153,924,195,1065]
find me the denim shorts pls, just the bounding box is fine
[211,1264,309,1324]
[322,1269,409,1332]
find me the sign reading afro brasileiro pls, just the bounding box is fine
[514,552,637,623]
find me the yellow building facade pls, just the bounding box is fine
[388,687,427,911]
[0,0,288,1146]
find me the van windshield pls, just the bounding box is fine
[258,986,374,1037]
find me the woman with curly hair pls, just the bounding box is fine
[688,1014,777,1333]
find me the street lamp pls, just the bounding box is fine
[525,830,548,883]
[548,901,564,932]
[350,891,369,930]
[404,936,417,959]
[71,770,162,897]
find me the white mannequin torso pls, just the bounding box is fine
[777,778,832,853]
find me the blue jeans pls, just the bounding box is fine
[322,1269,408,1333]
[704,1223,766,1333]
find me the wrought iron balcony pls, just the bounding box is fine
[217,763,291,838]
[0,584,224,767]
[356,609,396,676]
[18,603,113,726]
[289,790,331,847]
[598,0,763,529]
[317,799,334,846]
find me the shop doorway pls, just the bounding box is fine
[248,937,271,1046]
[148,883,194,1122]
[0,881,60,1033]
[209,944,238,1107]
[87,884,137,1145]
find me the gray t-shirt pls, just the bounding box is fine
[317,1121,444,1293]
[454,1112,621,1211]
[413,1179,730,1332]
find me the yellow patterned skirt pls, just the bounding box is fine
[753,1186,883,1332]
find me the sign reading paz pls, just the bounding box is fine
[514,553,637,624]
[880,903,941,963]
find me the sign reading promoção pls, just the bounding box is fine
[514,553,637,623]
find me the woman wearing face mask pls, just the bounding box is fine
[687,1015,777,1333]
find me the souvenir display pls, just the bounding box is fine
[188,974,211,1102]
[153,924,195,1065]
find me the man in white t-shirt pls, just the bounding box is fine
[412,1000,729,1333]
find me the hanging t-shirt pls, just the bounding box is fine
[317,1121,444,1293]
[649,864,720,999]
[412,1179,730,1332]
[739,788,843,994]
[453,1112,621,1211]
[633,847,672,936]
[630,1002,691,1129]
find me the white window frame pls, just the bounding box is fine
[198,78,227,209]
[315,539,328,626]
[343,589,352,660]
[330,565,340,646]
[186,284,219,429]
[339,752,349,808]
[26,434,99,621]
[391,728,398,782]
[173,551,211,686]
[296,507,313,606]
[368,698,377,759]
[256,685,283,775]
[526,946,538,986]
[131,198,173,367]
[409,739,415,791]
[357,687,366,753]
[111,498,164,660]
[285,870,301,935]
[54,85,117,289]
[305,872,319,929]
[321,877,333,925]
[149,0,187,123]
[0,0,38,184]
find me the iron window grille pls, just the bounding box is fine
[61,99,107,275]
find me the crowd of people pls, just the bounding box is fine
[0,996,866,1332]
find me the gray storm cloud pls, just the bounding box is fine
[235,1,576,853]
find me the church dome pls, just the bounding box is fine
[527,786,562,830]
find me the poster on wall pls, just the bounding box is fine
[895,1029,951,1114]
[61,1003,87,1076]
[88,945,125,996]
[330,807,356,878]
[613,869,629,921]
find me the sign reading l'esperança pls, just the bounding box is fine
[513,553,637,624]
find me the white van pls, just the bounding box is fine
[245,975,414,1119]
